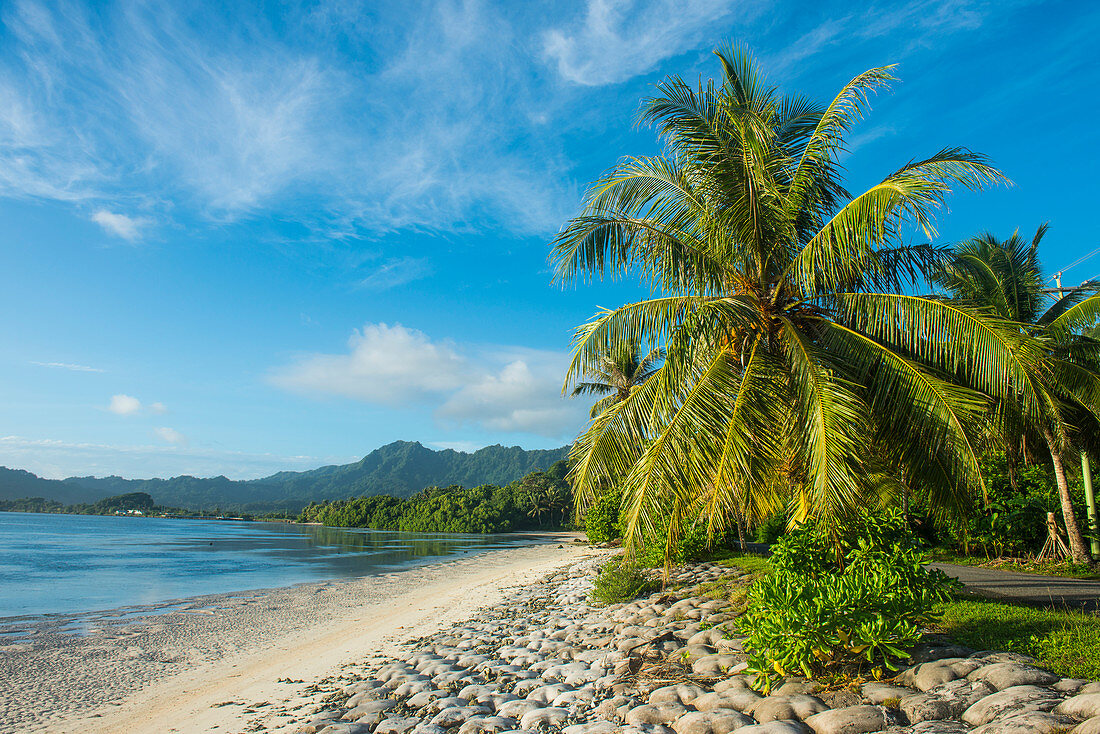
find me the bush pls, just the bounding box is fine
[754,512,788,544]
[585,488,623,544]
[739,510,957,690]
[591,559,659,604]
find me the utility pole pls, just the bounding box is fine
[1084,453,1100,558]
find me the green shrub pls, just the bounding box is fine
[754,512,788,544]
[591,559,659,604]
[739,510,957,690]
[585,488,623,544]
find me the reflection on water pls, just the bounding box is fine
[0,512,551,618]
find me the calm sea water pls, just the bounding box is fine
[0,512,550,619]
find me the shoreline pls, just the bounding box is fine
[2,533,592,734]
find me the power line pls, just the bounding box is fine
[1050,244,1100,283]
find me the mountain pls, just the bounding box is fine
[1,441,570,512]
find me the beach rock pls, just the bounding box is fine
[1055,680,1092,694]
[909,721,971,734]
[748,696,829,723]
[962,686,1063,726]
[627,703,691,726]
[458,716,519,734]
[695,690,763,713]
[774,680,823,697]
[1057,694,1100,719]
[377,717,422,734]
[519,707,571,729]
[730,721,811,734]
[901,680,995,723]
[432,706,491,728]
[969,711,1079,734]
[1074,717,1100,734]
[968,663,1060,691]
[650,684,709,706]
[319,725,374,734]
[693,654,743,677]
[802,706,886,734]
[899,659,988,692]
[562,721,621,734]
[672,710,755,734]
[861,684,915,706]
[527,684,573,705]
[1081,684,1100,696]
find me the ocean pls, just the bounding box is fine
[0,511,548,618]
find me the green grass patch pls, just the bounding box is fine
[932,552,1100,580]
[933,596,1100,679]
[716,553,773,575]
[591,559,660,605]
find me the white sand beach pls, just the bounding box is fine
[3,535,591,734]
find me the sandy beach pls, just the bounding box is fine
[1,534,592,734]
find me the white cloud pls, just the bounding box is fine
[437,355,582,438]
[0,434,327,480]
[91,209,149,240]
[153,427,186,445]
[269,324,588,439]
[108,394,143,415]
[269,323,468,406]
[541,0,750,86]
[148,402,168,415]
[30,360,104,372]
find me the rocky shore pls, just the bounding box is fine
[272,557,1100,734]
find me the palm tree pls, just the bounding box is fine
[552,46,1022,559]
[932,225,1100,563]
[571,339,664,417]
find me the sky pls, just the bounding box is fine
[1,0,1098,479]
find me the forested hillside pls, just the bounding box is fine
[0,441,570,512]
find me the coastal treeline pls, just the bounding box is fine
[0,492,186,517]
[296,462,572,533]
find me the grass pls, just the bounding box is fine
[932,551,1100,579]
[686,554,774,613]
[932,595,1100,679]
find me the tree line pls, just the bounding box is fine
[296,462,573,533]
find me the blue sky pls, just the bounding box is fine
[1,0,1097,479]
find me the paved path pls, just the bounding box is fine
[932,562,1100,611]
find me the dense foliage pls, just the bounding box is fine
[739,511,957,690]
[0,491,196,517]
[296,464,573,533]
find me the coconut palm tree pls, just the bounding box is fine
[552,46,1025,559]
[932,225,1100,562]
[571,339,664,417]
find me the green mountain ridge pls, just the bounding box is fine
[0,440,571,513]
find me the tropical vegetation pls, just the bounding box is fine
[296,464,573,533]
[554,45,1100,568]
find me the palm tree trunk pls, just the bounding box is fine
[1042,428,1091,563]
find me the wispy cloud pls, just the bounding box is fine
[30,360,104,373]
[153,427,187,445]
[92,209,149,240]
[269,323,587,439]
[0,434,326,480]
[358,257,432,291]
[541,0,753,86]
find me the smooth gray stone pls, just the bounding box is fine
[901,659,988,692]
[695,690,763,713]
[862,684,916,706]
[1074,717,1100,734]
[672,710,755,734]
[910,721,971,734]
[377,717,422,734]
[562,721,621,734]
[968,664,1060,691]
[901,680,995,723]
[1057,694,1100,720]
[731,721,812,734]
[803,706,886,734]
[970,711,1079,734]
[962,686,1063,727]
[693,654,743,677]
[519,707,571,729]
[774,680,822,697]
[627,703,691,726]
[457,716,519,734]
[650,684,709,706]
[748,696,829,723]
